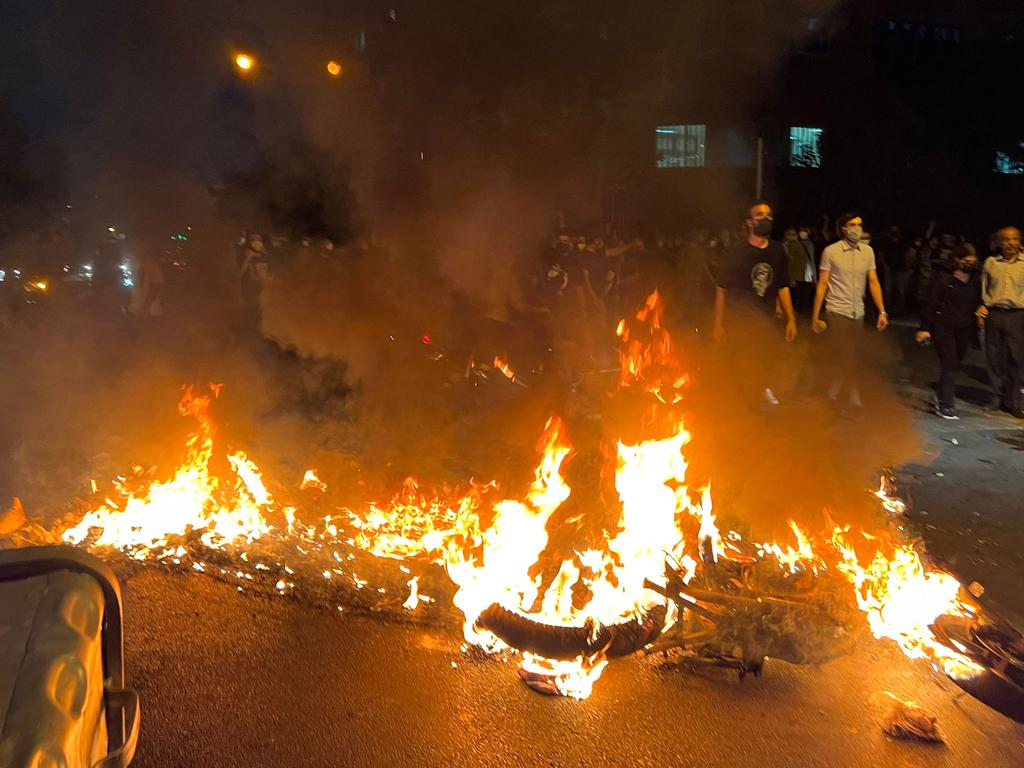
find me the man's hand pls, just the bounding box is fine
[785,319,798,342]
[976,305,989,319]
[877,312,889,331]
[712,323,726,343]
[915,330,931,344]
[812,317,828,334]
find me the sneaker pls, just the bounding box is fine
[935,404,959,420]
[764,387,780,406]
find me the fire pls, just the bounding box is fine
[493,355,516,382]
[615,289,688,402]
[402,575,433,610]
[874,475,907,515]
[830,527,982,679]
[759,521,824,574]
[439,411,699,696]
[53,291,988,699]
[300,469,328,493]
[347,477,484,562]
[63,386,274,557]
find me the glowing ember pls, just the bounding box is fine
[403,575,432,610]
[300,469,328,493]
[874,476,907,515]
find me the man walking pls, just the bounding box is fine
[811,212,889,409]
[916,244,982,419]
[713,200,798,406]
[977,226,1024,418]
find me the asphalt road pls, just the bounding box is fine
[895,326,1024,630]
[122,568,1024,768]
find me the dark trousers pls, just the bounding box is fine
[792,282,815,313]
[825,311,863,394]
[932,325,973,408]
[727,309,785,408]
[986,309,1024,410]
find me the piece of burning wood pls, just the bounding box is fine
[882,694,943,743]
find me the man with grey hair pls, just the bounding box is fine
[811,212,888,410]
[977,226,1024,418]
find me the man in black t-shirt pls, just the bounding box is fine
[712,201,798,405]
[714,202,797,337]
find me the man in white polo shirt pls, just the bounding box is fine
[811,212,889,409]
[977,226,1024,418]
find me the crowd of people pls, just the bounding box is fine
[60,210,1023,424]
[536,206,1024,421]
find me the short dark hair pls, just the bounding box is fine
[836,211,862,230]
[746,199,772,219]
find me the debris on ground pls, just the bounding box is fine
[883,694,943,743]
[0,499,60,550]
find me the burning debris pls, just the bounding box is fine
[9,290,1009,704]
[883,694,943,743]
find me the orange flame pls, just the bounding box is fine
[300,469,328,493]
[616,290,688,401]
[63,386,274,556]
[57,293,989,698]
[830,527,982,679]
[493,355,516,382]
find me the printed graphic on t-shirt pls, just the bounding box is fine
[751,262,774,297]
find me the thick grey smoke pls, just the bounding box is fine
[1,0,917,542]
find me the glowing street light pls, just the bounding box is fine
[326,60,343,77]
[234,52,256,74]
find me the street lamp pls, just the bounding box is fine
[326,60,343,78]
[234,52,256,74]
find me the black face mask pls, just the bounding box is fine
[956,260,979,272]
[752,219,773,237]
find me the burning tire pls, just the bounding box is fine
[475,603,668,660]
[932,613,1024,723]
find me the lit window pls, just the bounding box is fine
[789,126,823,168]
[995,149,1024,175]
[655,125,706,168]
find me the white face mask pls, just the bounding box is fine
[798,231,809,240]
[844,225,863,243]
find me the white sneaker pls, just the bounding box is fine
[764,387,780,406]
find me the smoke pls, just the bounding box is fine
[682,307,920,540]
[0,0,913,536]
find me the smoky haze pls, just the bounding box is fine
[0,0,920,546]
